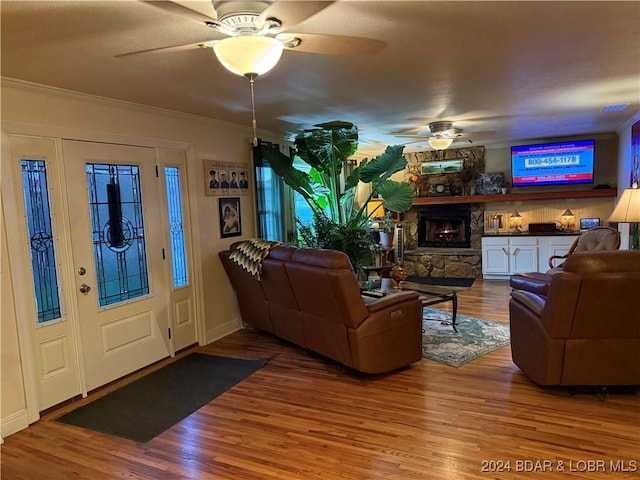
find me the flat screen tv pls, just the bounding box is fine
[511,139,595,187]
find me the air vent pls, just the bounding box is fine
[601,104,629,113]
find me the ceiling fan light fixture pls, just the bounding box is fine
[213,36,284,77]
[427,137,454,150]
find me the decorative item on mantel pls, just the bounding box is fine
[459,159,479,196]
[403,146,485,197]
[406,172,421,196]
[475,172,505,195]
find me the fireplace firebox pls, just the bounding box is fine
[418,204,471,248]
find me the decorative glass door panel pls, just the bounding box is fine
[85,163,149,307]
[20,159,62,323]
[164,166,189,288]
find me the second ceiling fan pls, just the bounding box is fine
[398,121,471,150]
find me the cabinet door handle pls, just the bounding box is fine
[513,247,520,256]
[502,247,509,256]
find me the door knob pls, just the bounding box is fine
[79,284,91,294]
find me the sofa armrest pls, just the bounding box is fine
[510,289,545,317]
[548,254,568,269]
[363,290,420,313]
[510,272,552,297]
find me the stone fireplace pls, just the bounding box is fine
[418,204,471,248]
[399,145,486,279]
[401,204,484,279]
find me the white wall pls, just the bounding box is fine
[1,79,284,435]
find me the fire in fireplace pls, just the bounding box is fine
[418,204,471,248]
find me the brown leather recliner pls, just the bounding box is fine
[509,250,640,386]
[547,226,620,273]
[219,242,423,374]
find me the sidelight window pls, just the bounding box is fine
[20,159,62,323]
[164,166,189,288]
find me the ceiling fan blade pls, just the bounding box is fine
[115,42,213,58]
[144,0,217,23]
[279,33,385,55]
[259,1,334,31]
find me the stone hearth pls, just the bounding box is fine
[403,248,483,279]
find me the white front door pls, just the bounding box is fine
[62,140,170,391]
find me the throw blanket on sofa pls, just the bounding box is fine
[229,238,281,280]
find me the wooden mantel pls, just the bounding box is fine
[411,188,618,206]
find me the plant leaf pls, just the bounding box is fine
[376,180,415,212]
[295,123,359,176]
[260,144,322,213]
[360,145,407,184]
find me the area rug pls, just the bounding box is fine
[405,275,475,287]
[57,353,266,442]
[422,307,510,367]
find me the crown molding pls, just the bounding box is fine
[1,77,274,137]
[620,110,640,131]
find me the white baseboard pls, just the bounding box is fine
[205,317,241,344]
[1,409,30,439]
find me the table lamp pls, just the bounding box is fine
[608,182,640,249]
[561,209,576,232]
[510,210,523,233]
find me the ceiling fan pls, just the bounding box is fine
[396,121,473,150]
[127,1,383,146]
[128,1,385,69]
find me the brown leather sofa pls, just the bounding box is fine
[219,241,423,374]
[509,250,640,386]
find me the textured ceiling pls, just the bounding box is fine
[2,1,639,156]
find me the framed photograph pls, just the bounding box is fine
[421,159,463,175]
[219,197,242,238]
[484,210,509,233]
[475,172,505,195]
[204,160,250,196]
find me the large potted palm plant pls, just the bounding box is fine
[259,121,414,272]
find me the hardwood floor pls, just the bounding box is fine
[2,279,638,479]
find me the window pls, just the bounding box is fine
[20,159,62,323]
[164,166,189,288]
[85,163,149,307]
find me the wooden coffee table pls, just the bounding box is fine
[361,280,459,331]
[399,281,458,331]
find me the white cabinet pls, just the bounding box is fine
[544,235,579,269]
[482,237,538,278]
[481,234,578,279]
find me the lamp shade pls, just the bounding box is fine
[367,198,385,217]
[608,185,640,223]
[428,137,454,150]
[213,36,284,77]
